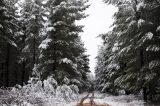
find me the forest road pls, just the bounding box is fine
[75,92,111,106]
[67,92,159,106]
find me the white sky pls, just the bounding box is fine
[78,0,117,75]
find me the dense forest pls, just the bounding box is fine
[95,0,160,102]
[1,0,160,105]
[0,0,90,92]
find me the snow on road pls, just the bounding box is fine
[64,92,159,106]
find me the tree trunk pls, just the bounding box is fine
[33,34,36,66]
[21,60,25,86]
[14,68,18,85]
[1,63,5,86]
[140,50,148,101]
[125,90,131,95]
[148,85,153,101]
[143,87,147,101]
[6,43,10,87]
[140,50,144,66]
[53,36,57,72]
[22,30,26,86]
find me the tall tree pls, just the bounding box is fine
[96,0,160,101]
[0,0,18,87]
[38,0,90,90]
[17,0,46,85]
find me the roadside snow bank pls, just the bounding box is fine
[0,77,79,106]
[94,92,158,106]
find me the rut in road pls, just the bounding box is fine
[76,92,111,106]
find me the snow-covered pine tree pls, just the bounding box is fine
[95,45,108,92]
[72,37,90,91]
[96,0,160,101]
[96,0,138,95]
[108,0,142,93]
[17,0,46,85]
[38,0,90,91]
[0,0,18,86]
[112,0,160,101]
[139,0,160,101]
[95,32,120,94]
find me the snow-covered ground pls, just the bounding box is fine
[1,89,159,106]
[65,92,159,106]
[1,80,159,106]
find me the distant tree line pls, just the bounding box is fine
[0,0,90,92]
[95,0,160,102]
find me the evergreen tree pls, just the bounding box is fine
[17,0,46,85]
[96,0,160,101]
[0,0,90,90]
[38,0,90,91]
[0,0,18,86]
[95,32,120,94]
